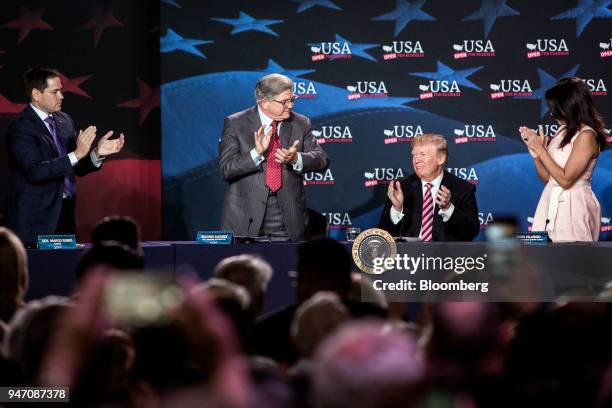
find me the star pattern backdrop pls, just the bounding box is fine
[0,0,161,240]
[161,0,612,240]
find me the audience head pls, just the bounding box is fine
[411,134,448,182]
[213,254,273,315]
[295,239,352,303]
[75,241,144,283]
[195,278,253,347]
[291,292,349,359]
[4,296,72,383]
[197,278,250,311]
[92,216,142,254]
[313,320,425,408]
[0,227,29,323]
[70,329,135,406]
[423,302,505,385]
[545,77,607,150]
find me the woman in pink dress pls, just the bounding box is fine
[519,77,607,242]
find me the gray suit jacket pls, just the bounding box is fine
[219,106,328,241]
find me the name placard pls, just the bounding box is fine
[515,231,548,244]
[196,231,233,245]
[37,234,77,249]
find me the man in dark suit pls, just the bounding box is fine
[378,134,479,241]
[219,73,328,241]
[5,67,125,245]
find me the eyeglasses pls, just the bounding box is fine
[272,95,298,107]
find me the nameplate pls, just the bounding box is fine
[196,231,233,244]
[515,231,548,244]
[37,234,77,249]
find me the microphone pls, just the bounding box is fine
[544,218,551,242]
[247,217,253,238]
[237,218,256,244]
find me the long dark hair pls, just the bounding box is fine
[545,77,607,151]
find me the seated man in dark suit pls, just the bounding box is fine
[5,67,125,245]
[378,134,479,241]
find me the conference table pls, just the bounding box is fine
[27,241,612,312]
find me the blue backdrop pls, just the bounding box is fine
[160,0,611,240]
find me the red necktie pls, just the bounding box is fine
[419,183,434,242]
[265,121,282,192]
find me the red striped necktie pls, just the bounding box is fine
[265,121,282,192]
[419,182,434,242]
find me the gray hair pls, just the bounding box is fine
[255,73,293,102]
[291,291,349,358]
[196,278,251,311]
[213,254,273,315]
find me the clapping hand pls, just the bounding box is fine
[74,126,97,160]
[519,125,546,158]
[95,131,125,157]
[275,139,300,164]
[388,181,404,212]
[254,125,273,156]
[436,185,452,210]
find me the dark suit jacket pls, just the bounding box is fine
[5,105,99,243]
[378,171,480,241]
[219,106,328,241]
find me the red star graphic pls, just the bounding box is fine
[118,79,160,125]
[0,94,27,114]
[0,6,53,44]
[58,72,93,98]
[78,4,124,47]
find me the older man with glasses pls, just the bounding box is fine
[219,73,328,241]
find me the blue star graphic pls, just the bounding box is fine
[210,11,283,37]
[551,0,612,37]
[335,34,378,62]
[462,0,520,38]
[160,0,181,8]
[160,28,213,59]
[410,61,483,91]
[291,0,341,13]
[514,65,580,117]
[259,59,315,79]
[372,0,436,37]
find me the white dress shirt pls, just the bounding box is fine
[250,106,303,172]
[390,172,455,235]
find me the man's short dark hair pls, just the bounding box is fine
[92,216,142,254]
[296,239,352,302]
[23,67,60,101]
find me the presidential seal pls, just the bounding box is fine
[351,228,397,274]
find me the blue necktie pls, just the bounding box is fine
[45,115,76,197]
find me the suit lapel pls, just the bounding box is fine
[409,177,423,236]
[53,114,72,150]
[279,117,293,148]
[246,107,262,147]
[25,106,57,153]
